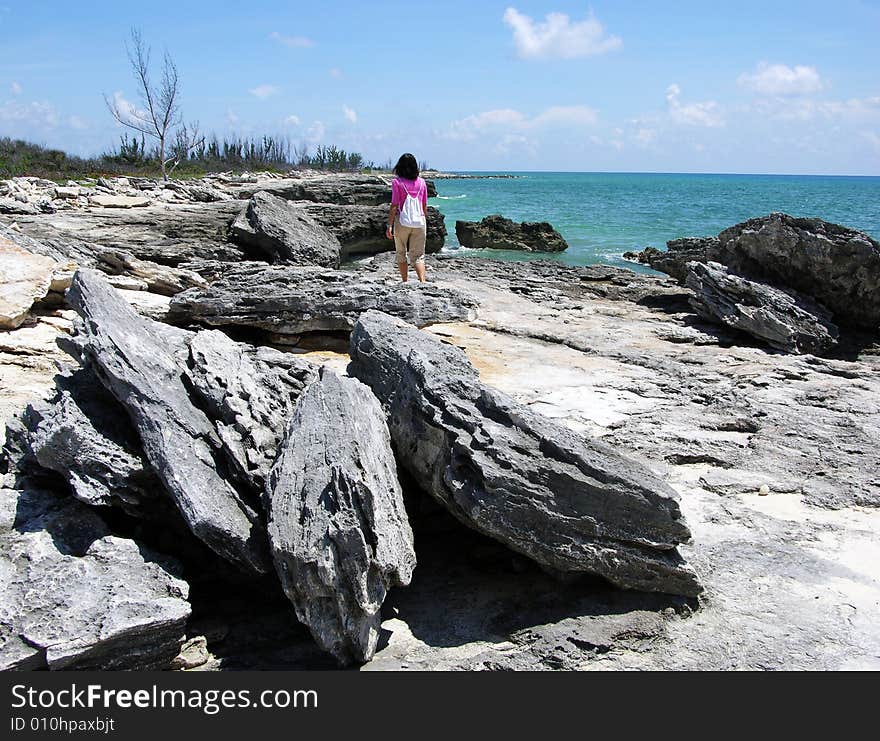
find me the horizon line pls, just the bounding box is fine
[436,169,880,178]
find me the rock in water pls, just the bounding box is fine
[230,191,342,267]
[266,368,416,664]
[65,269,270,574]
[0,485,190,670]
[349,310,701,597]
[455,214,568,253]
[169,263,476,337]
[186,330,318,493]
[685,261,839,354]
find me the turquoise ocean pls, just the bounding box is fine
[430,172,880,273]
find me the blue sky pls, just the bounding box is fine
[1,1,878,174]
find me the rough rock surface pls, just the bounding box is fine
[455,214,568,253]
[713,214,880,328]
[186,330,317,492]
[0,484,190,670]
[5,366,166,518]
[169,263,476,336]
[230,192,342,267]
[0,237,57,328]
[633,214,880,329]
[266,368,416,664]
[685,261,839,354]
[233,173,437,204]
[349,310,701,597]
[95,248,208,296]
[303,203,447,257]
[66,269,270,574]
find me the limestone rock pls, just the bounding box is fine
[89,194,150,208]
[232,173,437,204]
[266,368,416,664]
[230,191,342,267]
[348,310,701,597]
[629,237,719,283]
[685,261,839,354]
[455,214,568,253]
[186,330,318,493]
[0,237,56,328]
[95,248,208,296]
[169,263,476,337]
[6,366,167,518]
[0,485,190,670]
[65,269,270,574]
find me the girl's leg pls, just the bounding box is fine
[414,262,426,282]
[393,222,409,282]
[398,262,409,282]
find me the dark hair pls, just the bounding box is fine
[393,153,419,180]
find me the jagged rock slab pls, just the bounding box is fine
[266,368,416,664]
[186,330,318,493]
[0,485,190,670]
[348,310,701,597]
[169,264,476,336]
[230,191,342,267]
[66,269,270,574]
[89,194,150,208]
[303,203,446,257]
[685,261,839,354]
[0,237,56,328]
[455,214,568,253]
[95,248,208,296]
[4,366,168,518]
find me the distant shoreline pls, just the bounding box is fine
[421,171,524,180]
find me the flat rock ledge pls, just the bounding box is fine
[266,368,415,665]
[455,214,568,253]
[169,263,477,336]
[349,310,701,597]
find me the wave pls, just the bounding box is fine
[434,194,467,200]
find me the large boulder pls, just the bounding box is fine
[712,214,880,329]
[634,214,880,330]
[348,310,701,597]
[185,330,318,493]
[95,248,208,296]
[685,261,839,354]
[266,368,415,665]
[304,204,446,257]
[0,237,56,328]
[169,263,476,337]
[230,191,342,267]
[65,269,270,575]
[455,214,568,253]
[0,485,190,670]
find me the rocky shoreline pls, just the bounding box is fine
[1,172,878,671]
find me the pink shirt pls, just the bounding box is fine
[391,177,428,213]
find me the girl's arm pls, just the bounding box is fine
[386,204,398,238]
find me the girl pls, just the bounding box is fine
[386,153,428,283]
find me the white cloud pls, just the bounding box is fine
[269,31,315,48]
[249,84,279,99]
[447,105,597,140]
[109,91,149,127]
[502,7,621,60]
[738,62,825,96]
[284,114,301,126]
[10,80,21,95]
[329,68,343,79]
[68,115,88,130]
[342,105,357,123]
[226,110,240,126]
[0,99,58,128]
[635,128,657,146]
[666,84,724,127]
[305,120,325,143]
[753,95,880,122]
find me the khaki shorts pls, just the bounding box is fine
[393,217,426,266]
